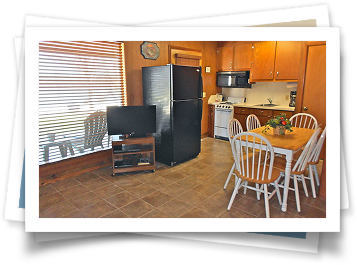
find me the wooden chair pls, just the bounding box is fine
[227,132,282,218]
[72,110,108,153]
[273,127,321,212]
[290,113,318,129]
[305,126,327,198]
[246,114,261,131]
[223,118,243,190]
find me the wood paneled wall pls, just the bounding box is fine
[39,41,218,185]
[124,41,218,136]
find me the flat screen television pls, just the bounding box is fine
[106,105,156,137]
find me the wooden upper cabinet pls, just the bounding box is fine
[217,46,233,71]
[251,41,276,81]
[274,41,302,80]
[250,41,302,82]
[216,41,302,81]
[233,43,253,70]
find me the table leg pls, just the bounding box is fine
[281,152,293,212]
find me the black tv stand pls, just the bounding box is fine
[111,134,151,140]
[129,133,151,138]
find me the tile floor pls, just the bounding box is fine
[39,137,326,218]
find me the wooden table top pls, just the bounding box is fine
[245,126,316,151]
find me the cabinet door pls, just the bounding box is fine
[233,107,250,131]
[217,46,233,71]
[251,41,276,81]
[233,43,253,70]
[251,108,273,127]
[272,110,293,119]
[208,105,215,137]
[234,114,249,132]
[274,41,302,80]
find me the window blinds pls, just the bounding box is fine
[39,41,126,165]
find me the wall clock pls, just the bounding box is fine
[141,41,160,60]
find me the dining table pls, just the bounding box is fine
[246,126,316,212]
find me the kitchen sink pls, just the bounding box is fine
[254,103,279,107]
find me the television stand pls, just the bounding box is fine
[111,135,155,176]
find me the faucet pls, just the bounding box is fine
[267,98,273,104]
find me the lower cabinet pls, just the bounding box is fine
[234,107,249,131]
[251,108,273,126]
[209,105,294,137]
[234,107,294,130]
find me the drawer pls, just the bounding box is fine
[272,110,293,119]
[251,108,273,117]
[234,107,250,114]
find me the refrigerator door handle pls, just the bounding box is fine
[198,69,203,98]
[199,99,203,121]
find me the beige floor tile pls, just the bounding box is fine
[105,191,138,208]
[120,200,155,218]
[69,192,103,209]
[158,198,192,217]
[39,192,66,210]
[40,201,78,218]
[142,190,173,208]
[81,201,117,218]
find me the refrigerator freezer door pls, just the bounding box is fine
[142,65,173,164]
[172,65,202,100]
[172,99,202,164]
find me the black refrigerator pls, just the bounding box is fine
[142,64,203,166]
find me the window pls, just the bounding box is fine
[169,45,202,66]
[39,41,126,165]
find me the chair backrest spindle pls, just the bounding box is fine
[290,113,318,129]
[309,127,327,163]
[246,114,261,131]
[227,118,243,143]
[293,127,321,173]
[231,132,275,183]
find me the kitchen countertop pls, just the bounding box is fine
[209,102,295,111]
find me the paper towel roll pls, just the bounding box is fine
[287,82,298,89]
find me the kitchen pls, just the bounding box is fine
[209,41,325,140]
[39,40,326,219]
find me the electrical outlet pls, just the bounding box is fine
[285,95,289,101]
[203,92,206,98]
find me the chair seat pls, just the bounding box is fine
[272,156,307,175]
[307,160,319,166]
[234,161,281,184]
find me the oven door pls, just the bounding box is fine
[214,108,233,138]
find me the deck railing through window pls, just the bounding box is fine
[39,41,126,165]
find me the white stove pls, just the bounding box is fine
[214,97,245,140]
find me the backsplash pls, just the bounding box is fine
[222,82,297,107]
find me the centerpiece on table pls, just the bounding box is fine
[262,113,293,135]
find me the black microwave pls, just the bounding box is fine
[216,71,251,88]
